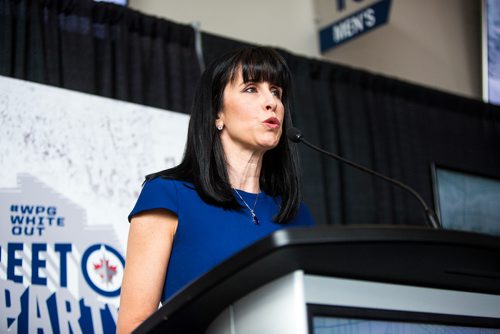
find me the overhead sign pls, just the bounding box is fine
[319,0,392,52]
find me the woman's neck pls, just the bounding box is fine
[225,149,264,194]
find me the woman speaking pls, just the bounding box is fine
[117,47,314,333]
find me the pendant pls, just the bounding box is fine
[251,212,259,225]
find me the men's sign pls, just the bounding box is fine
[319,0,392,52]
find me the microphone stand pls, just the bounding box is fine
[289,129,441,229]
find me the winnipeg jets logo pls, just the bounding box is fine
[94,256,118,285]
[81,244,125,297]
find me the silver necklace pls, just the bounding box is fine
[234,189,260,225]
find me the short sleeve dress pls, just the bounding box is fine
[129,177,314,302]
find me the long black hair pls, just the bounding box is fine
[147,47,301,223]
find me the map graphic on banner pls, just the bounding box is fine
[1,175,123,332]
[0,76,189,333]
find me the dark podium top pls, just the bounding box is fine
[133,225,500,333]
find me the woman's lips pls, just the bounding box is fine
[263,117,281,129]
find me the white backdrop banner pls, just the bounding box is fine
[0,76,189,333]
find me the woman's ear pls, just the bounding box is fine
[215,113,224,131]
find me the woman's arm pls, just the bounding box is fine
[116,209,178,334]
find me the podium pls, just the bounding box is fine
[133,226,500,333]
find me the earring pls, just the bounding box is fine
[217,124,223,131]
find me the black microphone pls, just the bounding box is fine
[288,127,441,229]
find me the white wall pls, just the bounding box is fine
[317,0,482,99]
[128,0,320,58]
[129,0,482,99]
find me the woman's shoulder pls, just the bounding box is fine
[142,177,193,193]
[291,201,315,226]
[129,177,196,222]
[262,193,315,226]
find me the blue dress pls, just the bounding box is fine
[129,177,314,302]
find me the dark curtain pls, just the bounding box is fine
[288,54,500,227]
[2,1,500,227]
[202,33,500,227]
[0,0,201,113]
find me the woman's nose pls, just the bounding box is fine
[263,90,277,111]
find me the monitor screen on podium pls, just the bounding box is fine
[309,305,500,334]
[432,165,500,237]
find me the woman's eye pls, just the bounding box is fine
[271,89,282,98]
[244,86,257,93]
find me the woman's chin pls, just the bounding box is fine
[257,138,280,151]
